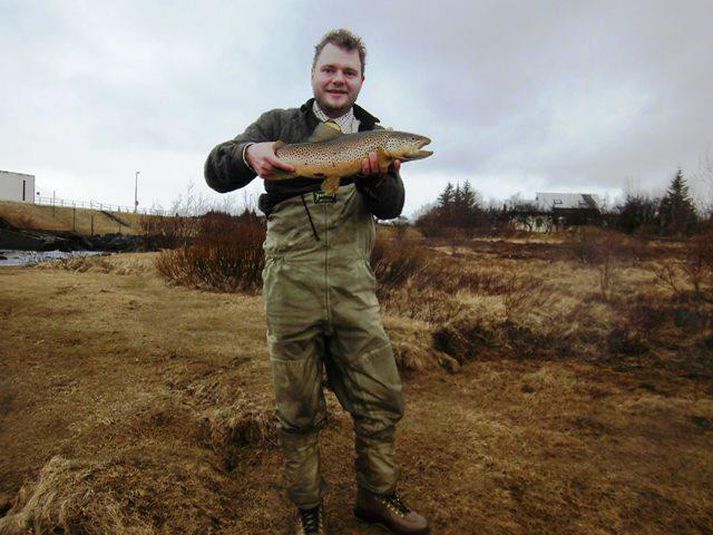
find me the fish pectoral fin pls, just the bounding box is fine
[272,140,285,151]
[321,176,341,194]
[308,121,343,143]
[376,147,392,168]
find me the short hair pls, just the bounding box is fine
[312,29,367,76]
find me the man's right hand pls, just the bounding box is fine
[245,142,296,179]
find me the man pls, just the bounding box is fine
[204,29,429,535]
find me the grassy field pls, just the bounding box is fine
[0,200,145,235]
[0,232,712,534]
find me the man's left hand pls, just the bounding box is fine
[361,151,401,177]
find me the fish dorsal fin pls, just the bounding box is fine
[308,120,342,143]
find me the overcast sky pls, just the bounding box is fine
[2,0,712,216]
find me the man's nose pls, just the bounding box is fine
[331,70,345,84]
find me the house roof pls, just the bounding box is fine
[535,192,601,210]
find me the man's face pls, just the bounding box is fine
[311,43,364,118]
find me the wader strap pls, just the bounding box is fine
[300,194,320,241]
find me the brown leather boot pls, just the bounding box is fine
[354,488,430,535]
[293,504,327,535]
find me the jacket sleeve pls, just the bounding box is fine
[355,166,405,220]
[204,109,281,193]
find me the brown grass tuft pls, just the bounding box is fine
[0,456,156,535]
[202,401,277,469]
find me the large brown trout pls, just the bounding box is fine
[269,121,433,194]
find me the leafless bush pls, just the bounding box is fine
[370,238,429,289]
[156,212,265,293]
[681,232,713,297]
[652,231,713,301]
[653,260,682,297]
[501,271,547,324]
[140,214,199,249]
[606,291,673,357]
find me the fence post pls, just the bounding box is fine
[90,216,94,236]
[73,204,76,232]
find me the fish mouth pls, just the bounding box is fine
[402,138,433,161]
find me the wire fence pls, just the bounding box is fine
[35,196,167,216]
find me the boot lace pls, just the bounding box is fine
[381,492,411,517]
[298,505,323,534]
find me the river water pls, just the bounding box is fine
[0,250,104,267]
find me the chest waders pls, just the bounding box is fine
[262,183,405,509]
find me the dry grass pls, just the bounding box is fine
[0,200,144,235]
[1,230,712,533]
[33,252,157,275]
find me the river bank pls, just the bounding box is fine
[0,249,105,267]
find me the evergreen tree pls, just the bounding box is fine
[461,181,477,212]
[658,169,697,236]
[437,182,455,209]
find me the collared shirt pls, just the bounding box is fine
[312,101,361,134]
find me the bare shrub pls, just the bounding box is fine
[140,214,198,249]
[565,228,633,298]
[653,260,682,297]
[501,271,547,324]
[156,211,265,293]
[681,231,713,297]
[652,231,713,301]
[370,237,429,289]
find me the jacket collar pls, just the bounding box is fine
[300,98,380,131]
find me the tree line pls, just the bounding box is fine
[414,169,703,237]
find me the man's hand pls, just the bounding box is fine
[245,142,296,179]
[361,151,401,177]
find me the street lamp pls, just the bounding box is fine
[134,171,140,213]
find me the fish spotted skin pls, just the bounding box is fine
[268,127,432,194]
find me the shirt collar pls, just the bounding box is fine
[300,98,379,130]
[312,101,358,133]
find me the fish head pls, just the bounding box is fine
[383,131,433,161]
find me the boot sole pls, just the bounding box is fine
[354,507,431,535]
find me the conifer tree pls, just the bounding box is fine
[658,169,697,236]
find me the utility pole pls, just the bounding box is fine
[134,171,140,213]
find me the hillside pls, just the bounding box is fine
[0,200,145,236]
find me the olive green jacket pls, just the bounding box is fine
[204,98,405,218]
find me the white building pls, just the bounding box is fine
[0,170,36,203]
